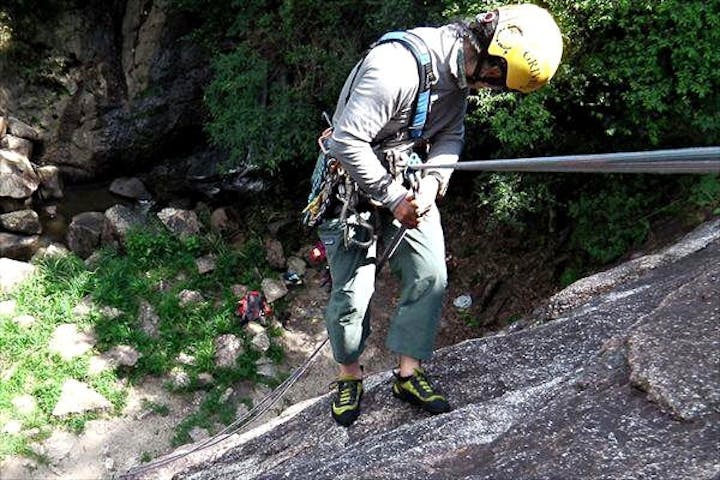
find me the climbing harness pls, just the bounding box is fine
[376,151,426,267]
[374,31,436,139]
[302,30,436,231]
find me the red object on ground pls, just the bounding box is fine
[308,241,326,265]
[236,291,272,325]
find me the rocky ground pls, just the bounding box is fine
[121,217,720,480]
[0,191,709,480]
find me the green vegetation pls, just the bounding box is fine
[2,0,718,275]
[161,0,720,276]
[0,226,283,461]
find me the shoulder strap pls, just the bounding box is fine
[375,31,436,139]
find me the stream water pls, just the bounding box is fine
[39,181,128,244]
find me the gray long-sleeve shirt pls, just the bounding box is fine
[329,25,468,210]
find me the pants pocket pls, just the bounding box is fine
[318,219,343,263]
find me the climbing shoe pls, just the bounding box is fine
[392,368,451,414]
[331,375,363,427]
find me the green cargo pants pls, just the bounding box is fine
[318,204,447,364]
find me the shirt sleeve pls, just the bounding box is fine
[424,95,466,197]
[328,43,419,211]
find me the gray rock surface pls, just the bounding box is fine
[0,2,209,180]
[122,218,720,480]
[0,150,39,199]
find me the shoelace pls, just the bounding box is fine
[413,371,434,395]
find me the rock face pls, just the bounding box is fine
[122,219,720,480]
[0,1,210,180]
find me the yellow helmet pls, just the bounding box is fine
[484,4,563,93]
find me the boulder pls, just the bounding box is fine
[52,379,111,417]
[0,258,36,293]
[195,254,216,275]
[66,211,106,259]
[36,165,64,199]
[0,134,33,158]
[6,117,40,142]
[0,196,32,213]
[261,277,288,303]
[104,204,147,245]
[210,207,239,233]
[32,243,71,262]
[0,210,42,235]
[0,150,39,199]
[0,232,40,260]
[103,345,142,368]
[109,177,152,201]
[214,334,244,368]
[264,238,285,270]
[178,289,204,307]
[138,300,160,339]
[157,207,200,238]
[48,323,97,361]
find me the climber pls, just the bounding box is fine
[309,4,563,426]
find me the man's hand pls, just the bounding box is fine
[414,175,439,218]
[392,191,421,229]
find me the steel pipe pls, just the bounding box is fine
[411,147,720,174]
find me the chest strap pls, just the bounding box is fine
[374,31,436,139]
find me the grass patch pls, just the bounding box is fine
[0,226,282,461]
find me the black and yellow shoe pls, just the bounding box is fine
[392,368,451,414]
[331,375,363,427]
